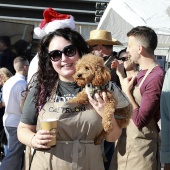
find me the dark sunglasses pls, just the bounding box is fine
[48,44,77,62]
[117,57,128,62]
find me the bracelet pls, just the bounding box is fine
[30,134,36,149]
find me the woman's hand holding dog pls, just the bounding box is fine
[87,91,122,142]
[87,91,108,118]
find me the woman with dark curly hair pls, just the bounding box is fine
[17,28,127,170]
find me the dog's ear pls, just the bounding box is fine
[92,65,111,86]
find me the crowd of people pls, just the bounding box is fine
[0,7,170,170]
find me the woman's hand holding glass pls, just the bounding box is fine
[31,129,57,149]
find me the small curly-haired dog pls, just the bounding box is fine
[69,54,132,140]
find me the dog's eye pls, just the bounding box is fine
[85,66,89,70]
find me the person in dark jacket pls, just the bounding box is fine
[0,36,17,74]
[86,29,122,170]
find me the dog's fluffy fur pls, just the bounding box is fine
[69,54,132,134]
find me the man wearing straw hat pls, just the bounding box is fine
[86,29,122,170]
[86,29,122,88]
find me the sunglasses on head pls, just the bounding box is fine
[117,57,128,62]
[48,44,77,62]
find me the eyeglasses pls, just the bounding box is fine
[117,57,128,62]
[48,44,77,62]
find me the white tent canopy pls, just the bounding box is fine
[97,0,170,68]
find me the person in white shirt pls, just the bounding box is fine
[0,56,29,170]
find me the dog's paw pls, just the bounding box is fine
[68,98,77,103]
[94,130,105,145]
[68,97,89,105]
[114,104,132,128]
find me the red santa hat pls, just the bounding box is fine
[34,8,75,39]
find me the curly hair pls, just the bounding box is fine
[33,27,90,108]
[0,67,13,86]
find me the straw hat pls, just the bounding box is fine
[86,30,122,46]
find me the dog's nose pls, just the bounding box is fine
[77,73,82,78]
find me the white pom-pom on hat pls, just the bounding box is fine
[34,8,75,39]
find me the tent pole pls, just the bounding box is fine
[166,47,170,71]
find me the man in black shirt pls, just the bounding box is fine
[0,36,17,74]
[86,29,122,170]
[86,29,122,88]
